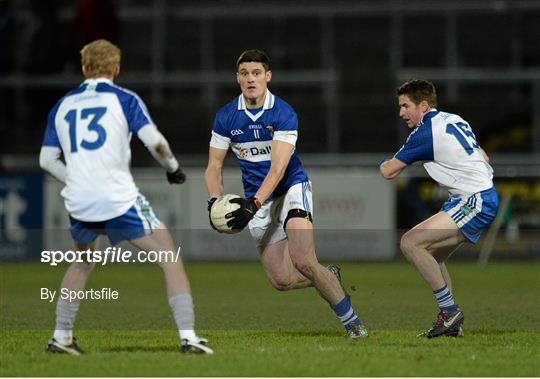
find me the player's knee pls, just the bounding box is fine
[284,209,313,229]
[400,233,415,257]
[292,258,315,279]
[269,275,294,291]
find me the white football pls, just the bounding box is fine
[210,194,242,234]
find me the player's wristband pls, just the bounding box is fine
[252,197,262,210]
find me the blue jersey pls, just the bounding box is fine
[210,90,308,199]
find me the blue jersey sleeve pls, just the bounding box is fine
[42,103,61,148]
[124,94,154,133]
[275,106,298,132]
[212,110,230,137]
[95,83,153,133]
[394,123,434,164]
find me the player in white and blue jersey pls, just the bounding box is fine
[204,50,367,339]
[39,39,212,355]
[380,80,499,338]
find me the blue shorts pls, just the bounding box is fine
[70,193,161,245]
[441,186,499,244]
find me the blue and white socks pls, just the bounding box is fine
[433,285,458,312]
[331,296,362,331]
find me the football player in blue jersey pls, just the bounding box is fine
[39,39,213,354]
[204,50,368,338]
[380,80,499,338]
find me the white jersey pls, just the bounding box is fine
[41,78,154,221]
[395,109,494,197]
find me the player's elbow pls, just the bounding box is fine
[39,149,51,171]
[380,167,396,180]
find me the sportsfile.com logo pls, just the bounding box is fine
[40,246,182,266]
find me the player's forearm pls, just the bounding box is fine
[137,125,179,172]
[39,147,67,183]
[254,166,286,204]
[204,166,224,198]
[380,158,405,180]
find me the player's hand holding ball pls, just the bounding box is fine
[225,197,261,231]
[209,194,242,234]
[166,167,186,184]
[207,197,220,232]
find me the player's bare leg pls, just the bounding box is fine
[58,239,99,294]
[129,223,213,354]
[400,212,466,338]
[286,216,367,338]
[129,223,190,297]
[260,239,312,291]
[432,243,463,293]
[47,238,100,355]
[400,212,465,290]
[285,218,343,303]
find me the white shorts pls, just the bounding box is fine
[248,181,313,251]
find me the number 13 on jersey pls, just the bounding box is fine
[64,107,107,153]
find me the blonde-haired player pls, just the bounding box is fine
[40,39,213,354]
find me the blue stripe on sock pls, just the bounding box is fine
[433,285,458,311]
[332,296,362,328]
[332,296,352,317]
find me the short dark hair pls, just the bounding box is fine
[236,49,271,71]
[396,80,437,108]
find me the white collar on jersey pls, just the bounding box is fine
[237,89,275,122]
[82,78,114,85]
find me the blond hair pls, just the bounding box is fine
[80,39,121,78]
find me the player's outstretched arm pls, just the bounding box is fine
[379,157,407,180]
[137,125,185,184]
[39,146,66,183]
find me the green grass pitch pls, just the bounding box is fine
[1,261,539,376]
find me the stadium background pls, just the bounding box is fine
[0,0,539,376]
[2,0,539,260]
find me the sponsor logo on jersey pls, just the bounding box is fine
[231,142,272,162]
[249,146,271,156]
